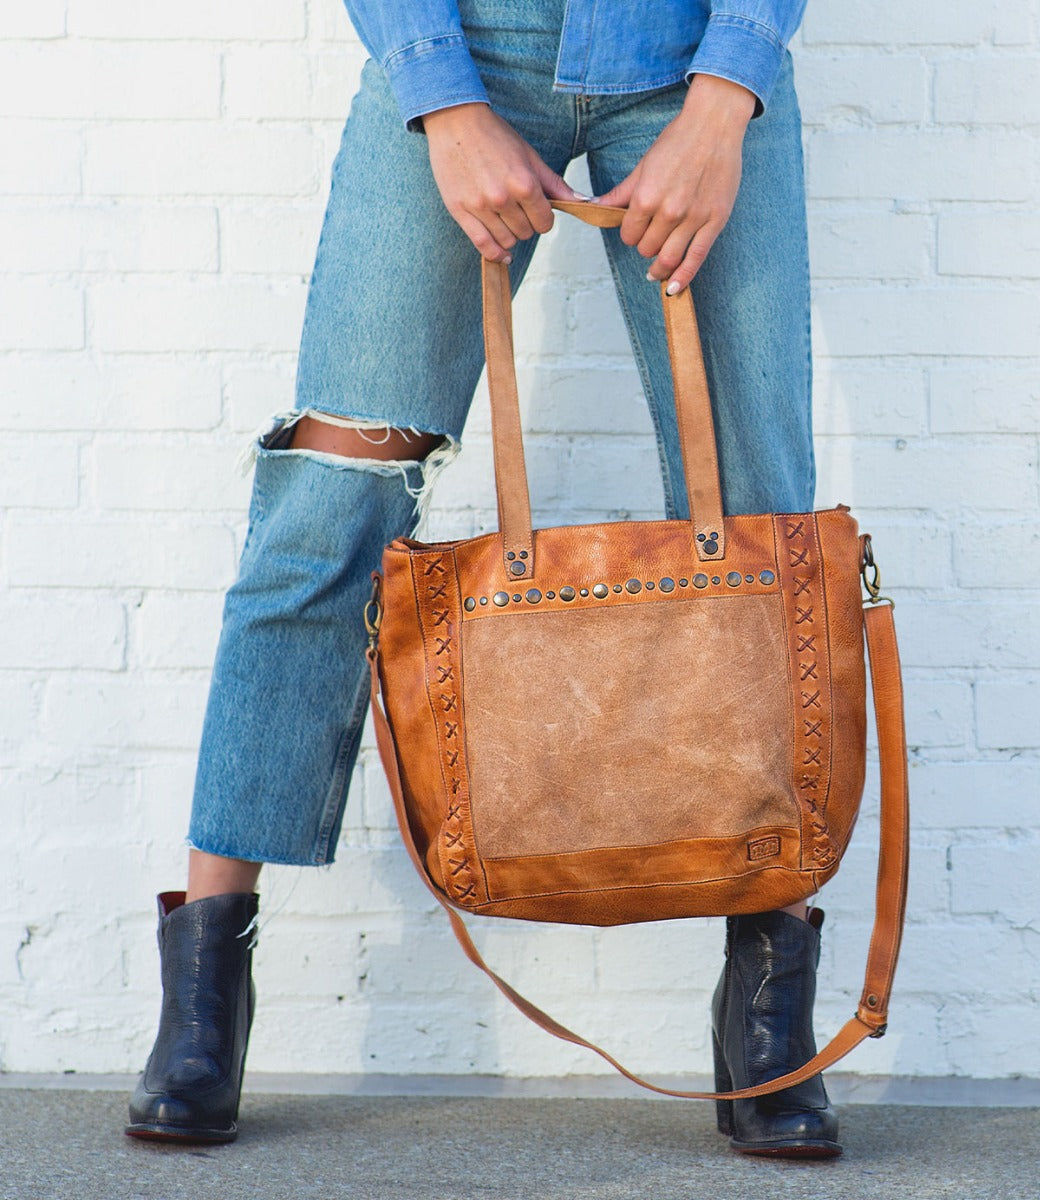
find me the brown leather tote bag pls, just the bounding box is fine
[367,202,908,1099]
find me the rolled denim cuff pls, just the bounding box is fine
[685,14,787,116]
[383,35,491,131]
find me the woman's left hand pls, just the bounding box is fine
[595,74,756,295]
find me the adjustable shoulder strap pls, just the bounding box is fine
[367,601,908,1100]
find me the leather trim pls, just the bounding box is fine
[411,550,488,908]
[481,827,801,901]
[774,513,837,871]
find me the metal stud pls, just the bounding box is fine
[703,539,719,555]
[493,592,510,607]
[613,584,623,593]
[510,561,526,576]
[580,588,589,597]
[519,550,528,560]
[659,577,675,593]
[697,533,706,543]
[625,578,642,594]
[525,588,542,604]
[679,578,689,588]
[512,594,522,602]
[480,597,488,606]
[464,597,476,612]
[693,574,708,589]
[726,572,741,587]
[760,570,776,585]
[506,551,516,561]
[745,574,755,584]
[560,586,576,602]
[592,583,608,598]
[645,581,655,590]
[546,591,555,600]
[711,576,721,585]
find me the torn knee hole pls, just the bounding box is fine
[283,413,442,463]
[247,409,460,526]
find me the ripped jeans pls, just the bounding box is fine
[187,4,813,866]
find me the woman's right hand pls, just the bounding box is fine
[423,102,587,262]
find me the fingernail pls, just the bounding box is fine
[573,193,593,201]
[666,280,682,296]
[504,254,513,265]
[646,270,655,283]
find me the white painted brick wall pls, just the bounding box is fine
[2,2,1038,1087]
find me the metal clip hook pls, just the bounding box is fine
[860,534,893,607]
[364,574,383,652]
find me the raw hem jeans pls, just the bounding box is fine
[188,0,813,866]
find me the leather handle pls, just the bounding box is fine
[483,201,726,582]
[368,600,909,1101]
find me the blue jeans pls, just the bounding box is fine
[188,0,812,866]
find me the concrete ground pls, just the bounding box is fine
[1,1076,1037,1200]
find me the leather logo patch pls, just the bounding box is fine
[748,836,781,862]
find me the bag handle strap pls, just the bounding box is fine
[483,200,726,583]
[367,600,908,1100]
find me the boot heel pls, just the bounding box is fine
[712,1031,734,1136]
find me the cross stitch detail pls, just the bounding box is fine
[775,512,836,870]
[415,550,484,910]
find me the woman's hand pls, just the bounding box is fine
[424,102,588,262]
[596,75,757,294]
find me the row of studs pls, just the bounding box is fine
[462,569,778,612]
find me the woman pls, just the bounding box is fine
[127,0,835,1158]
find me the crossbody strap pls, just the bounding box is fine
[367,600,908,1101]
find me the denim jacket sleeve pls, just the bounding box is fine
[342,1,808,128]
[687,1,807,113]
[342,0,489,129]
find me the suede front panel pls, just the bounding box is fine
[460,593,796,859]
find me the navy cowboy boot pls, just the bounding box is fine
[127,891,258,1143]
[712,908,841,1158]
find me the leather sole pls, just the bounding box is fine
[729,1137,842,1159]
[124,1121,238,1144]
